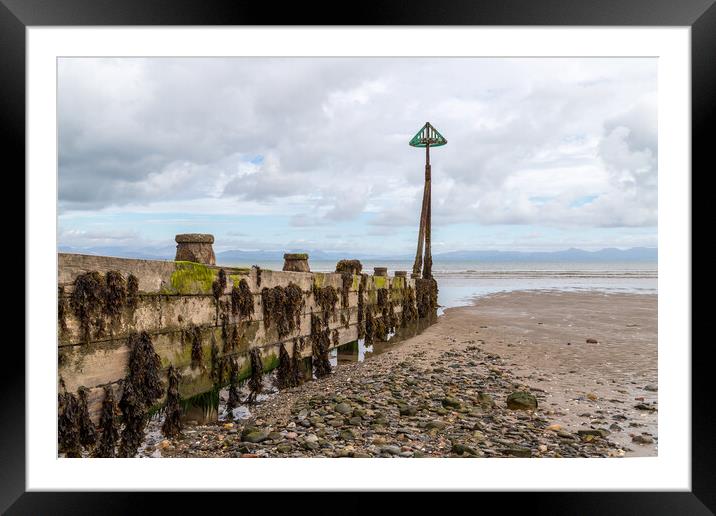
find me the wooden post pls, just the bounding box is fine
[423,142,432,279]
[409,122,445,279]
[412,181,428,277]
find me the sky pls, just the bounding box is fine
[58,57,657,255]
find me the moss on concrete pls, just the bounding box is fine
[262,352,279,372]
[391,276,405,290]
[229,272,250,287]
[168,261,218,295]
[313,272,325,288]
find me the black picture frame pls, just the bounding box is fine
[3,0,709,512]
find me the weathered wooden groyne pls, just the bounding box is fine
[57,237,438,457]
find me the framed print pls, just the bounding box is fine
[4,0,711,512]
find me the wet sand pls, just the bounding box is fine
[156,290,656,458]
[441,291,658,456]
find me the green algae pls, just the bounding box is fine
[313,272,325,288]
[168,262,217,294]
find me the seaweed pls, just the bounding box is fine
[364,308,375,345]
[226,358,240,415]
[220,315,234,354]
[261,283,304,339]
[126,273,140,310]
[357,279,366,339]
[340,272,352,309]
[245,348,264,404]
[210,334,221,384]
[373,316,387,341]
[104,270,127,328]
[276,342,292,390]
[58,380,81,457]
[310,314,332,378]
[377,288,389,311]
[213,268,227,301]
[253,265,262,287]
[284,283,304,330]
[291,338,305,387]
[231,278,254,319]
[388,298,398,332]
[415,278,439,318]
[188,324,204,369]
[401,285,418,326]
[312,284,338,323]
[71,271,106,343]
[58,286,69,338]
[376,288,395,336]
[118,379,146,457]
[93,384,119,458]
[77,386,98,448]
[125,331,163,406]
[161,366,183,438]
[217,356,227,389]
[335,259,362,275]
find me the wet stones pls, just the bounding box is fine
[452,442,479,456]
[425,420,447,431]
[241,426,270,443]
[441,397,462,410]
[475,392,496,410]
[580,428,609,440]
[632,434,654,444]
[506,391,538,411]
[335,402,353,415]
[503,446,532,458]
[398,404,418,416]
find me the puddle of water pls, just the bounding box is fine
[217,374,277,422]
[335,314,437,364]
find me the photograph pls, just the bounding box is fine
[56,56,659,460]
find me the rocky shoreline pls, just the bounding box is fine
[152,291,656,458]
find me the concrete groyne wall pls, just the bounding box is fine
[57,252,438,429]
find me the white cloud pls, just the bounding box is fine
[58,57,657,251]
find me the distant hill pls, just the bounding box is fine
[433,247,657,262]
[59,245,657,263]
[57,245,176,261]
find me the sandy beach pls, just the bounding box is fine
[155,290,657,458]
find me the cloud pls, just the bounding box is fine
[58,57,657,251]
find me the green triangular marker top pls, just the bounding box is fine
[409,122,447,147]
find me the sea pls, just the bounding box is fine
[233,260,658,312]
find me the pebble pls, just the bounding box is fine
[156,339,631,459]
